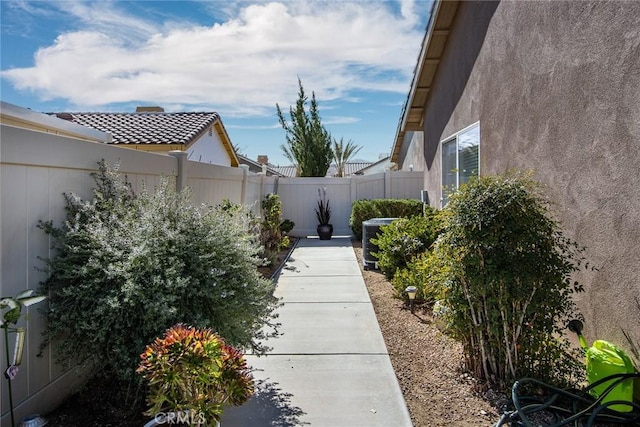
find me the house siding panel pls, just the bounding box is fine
[187,130,232,166]
[421,0,640,350]
[398,131,425,171]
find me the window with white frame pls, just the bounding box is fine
[441,123,480,206]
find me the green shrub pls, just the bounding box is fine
[350,198,423,240]
[137,324,253,424]
[39,161,278,385]
[431,173,586,388]
[372,207,441,279]
[279,219,295,235]
[260,193,288,254]
[390,246,452,303]
[391,251,447,303]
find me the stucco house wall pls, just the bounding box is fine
[187,128,232,166]
[419,1,640,350]
[397,131,425,172]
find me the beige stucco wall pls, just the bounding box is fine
[397,131,425,172]
[187,127,232,166]
[419,0,640,352]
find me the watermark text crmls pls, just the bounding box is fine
[154,411,207,425]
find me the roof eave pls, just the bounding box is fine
[391,0,460,164]
[211,117,240,167]
[1,102,112,143]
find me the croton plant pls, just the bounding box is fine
[137,324,254,425]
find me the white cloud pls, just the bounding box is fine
[226,123,281,130]
[1,0,61,38]
[323,116,360,125]
[62,0,161,43]
[2,1,427,116]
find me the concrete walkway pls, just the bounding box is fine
[222,237,412,427]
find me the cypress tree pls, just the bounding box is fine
[276,79,333,177]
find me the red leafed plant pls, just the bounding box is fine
[137,324,254,425]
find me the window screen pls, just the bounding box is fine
[441,123,480,207]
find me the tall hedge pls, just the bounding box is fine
[432,173,586,388]
[350,198,423,240]
[39,162,278,384]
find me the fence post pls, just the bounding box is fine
[169,151,188,192]
[384,170,392,198]
[350,176,357,207]
[239,164,250,205]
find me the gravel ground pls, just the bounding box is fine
[352,239,503,427]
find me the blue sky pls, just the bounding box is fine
[1,0,431,165]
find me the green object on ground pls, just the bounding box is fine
[585,339,636,412]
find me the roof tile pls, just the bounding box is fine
[53,111,220,146]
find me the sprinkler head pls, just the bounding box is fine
[567,319,583,335]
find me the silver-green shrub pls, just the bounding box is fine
[39,161,278,384]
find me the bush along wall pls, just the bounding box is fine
[372,206,441,280]
[391,250,449,304]
[350,198,423,240]
[39,161,279,387]
[430,173,587,389]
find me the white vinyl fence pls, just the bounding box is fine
[0,124,423,425]
[276,171,423,237]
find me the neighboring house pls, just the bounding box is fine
[353,156,393,175]
[256,154,374,178]
[252,154,374,177]
[52,107,239,167]
[393,1,639,353]
[326,160,373,177]
[269,164,299,178]
[237,154,285,176]
[251,155,298,178]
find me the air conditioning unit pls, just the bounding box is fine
[362,218,397,270]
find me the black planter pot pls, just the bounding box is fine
[317,224,333,240]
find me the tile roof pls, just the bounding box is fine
[343,162,374,176]
[268,161,374,178]
[325,162,373,177]
[352,156,391,175]
[53,111,219,145]
[269,164,299,178]
[237,155,285,176]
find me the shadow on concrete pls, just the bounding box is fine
[223,378,308,427]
